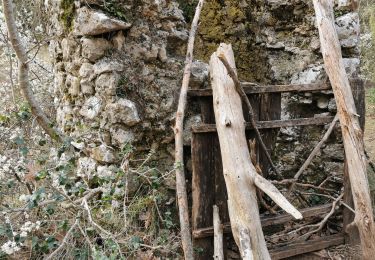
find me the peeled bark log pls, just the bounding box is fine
[210,43,270,259]
[313,1,375,259]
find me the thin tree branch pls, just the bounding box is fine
[46,218,79,260]
[173,0,204,259]
[2,0,61,141]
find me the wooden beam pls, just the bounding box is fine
[193,204,335,239]
[210,43,271,259]
[188,82,331,97]
[192,116,334,133]
[269,233,345,260]
[313,1,375,258]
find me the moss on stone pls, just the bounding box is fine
[194,0,270,82]
[60,0,75,32]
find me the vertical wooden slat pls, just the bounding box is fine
[192,97,217,259]
[343,78,365,245]
[258,93,281,177]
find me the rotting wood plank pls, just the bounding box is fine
[192,203,335,239]
[188,78,361,97]
[192,116,334,133]
[258,92,281,177]
[269,233,345,260]
[188,82,331,97]
[191,97,221,259]
[191,133,215,259]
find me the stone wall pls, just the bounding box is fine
[46,0,361,198]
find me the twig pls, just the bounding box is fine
[295,193,343,241]
[82,198,124,258]
[46,218,79,260]
[173,0,204,259]
[217,54,282,179]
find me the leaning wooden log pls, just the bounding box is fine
[173,0,204,259]
[313,1,375,259]
[213,205,224,260]
[210,43,301,260]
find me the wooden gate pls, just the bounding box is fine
[188,79,364,259]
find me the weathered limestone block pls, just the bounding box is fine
[190,60,209,89]
[79,63,94,79]
[290,64,325,84]
[323,144,345,161]
[317,96,329,109]
[93,60,125,75]
[335,12,359,48]
[77,157,97,179]
[112,31,125,51]
[158,44,168,62]
[343,57,360,77]
[91,144,118,163]
[110,127,135,147]
[183,115,202,145]
[95,73,121,96]
[97,165,117,178]
[61,38,79,61]
[80,96,102,119]
[81,37,112,62]
[80,79,95,95]
[66,74,80,96]
[73,7,131,36]
[106,99,140,126]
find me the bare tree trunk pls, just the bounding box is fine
[210,43,301,260]
[173,0,204,259]
[213,205,224,260]
[313,1,375,259]
[2,0,61,141]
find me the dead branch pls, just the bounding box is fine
[173,0,204,259]
[213,205,224,260]
[2,0,62,141]
[253,174,302,220]
[217,54,282,179]
[46,218,79,260]
[294,193,343,241]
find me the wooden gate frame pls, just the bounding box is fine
[188,79,364,259]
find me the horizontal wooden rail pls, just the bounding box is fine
[188,78,362,97]
[188,82,331,97]
[193,203,335,239]
[192,116,335,133]
[270,233,345,259]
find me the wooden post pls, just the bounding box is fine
[313,1,375,258]
[213,205,224,260]
[210,43,301,259]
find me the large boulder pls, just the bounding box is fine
[73,7,131,36]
